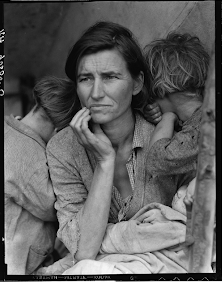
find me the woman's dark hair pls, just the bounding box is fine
[33,76,81,131]
[65,21,151,110]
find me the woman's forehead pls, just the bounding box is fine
[77,49,127,74]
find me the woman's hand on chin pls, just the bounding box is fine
[70,107,116,163]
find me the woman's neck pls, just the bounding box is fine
[100,109,135,151]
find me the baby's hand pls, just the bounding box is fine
[138,209,168,224]
[143,102,162,125]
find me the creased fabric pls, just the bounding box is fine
[147,108,202,176]
[46,113,195,258]
[62,203,190,274]
[43,203,213,274]
[4,115,57,275]
[35,253,74,275]
[99,203,186,255]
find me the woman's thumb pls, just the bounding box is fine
[92,123,103,134]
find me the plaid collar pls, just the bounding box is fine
[132,112,144,150]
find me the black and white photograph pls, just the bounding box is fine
[3,1,218,280]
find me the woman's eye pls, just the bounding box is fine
[79,77,90,82]
[104,76,117,80]
[78,76,94,82]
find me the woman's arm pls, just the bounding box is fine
[47,136,115,262]
[69,108,116,261]
[76,159,115,261]
[47,108,116,262]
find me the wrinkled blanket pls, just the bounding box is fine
[62,203,190,274]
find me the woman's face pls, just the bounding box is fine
[76,49,142,124]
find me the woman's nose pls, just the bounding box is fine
[91,79,105,99]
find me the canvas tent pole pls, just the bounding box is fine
[187,47,216,273]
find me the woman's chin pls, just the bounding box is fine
[91,114,112,125]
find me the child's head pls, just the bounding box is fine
[144,32,210,103]
[33,76,81,131]
[172,177,196,215]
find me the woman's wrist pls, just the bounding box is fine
[97,154,116,169]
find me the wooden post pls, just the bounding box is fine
[188,48,216,272]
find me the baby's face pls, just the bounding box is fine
[172,178,197,215]
[184,177,196,204]
[172,185,187,215]
[186,178,196,197]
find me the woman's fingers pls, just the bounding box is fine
[77,115,92,146]
[70,107,93,145]
[70,107,88,128]
[137,210,153,222]
[143,217,153,223]
[92,123,104,134]
[80,115,98,143]
[69,108,115,161]
[137,209,167,223]
[70,107,90,135]
[74,108,90,130]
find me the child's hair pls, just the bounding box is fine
[144,32,210,102]
[33,76,81,131]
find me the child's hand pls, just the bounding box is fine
[143,102,162,125]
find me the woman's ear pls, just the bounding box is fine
[133,71,144,96]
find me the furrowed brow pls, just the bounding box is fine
[102,71,121,76]
[77,72,92,78]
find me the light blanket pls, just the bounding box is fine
[63,203,190,274]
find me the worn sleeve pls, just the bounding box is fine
[5,166,57,222]
[46,146,88,257]
[5,196,56,274]
[147,124,200,175]
[24,167,57,222]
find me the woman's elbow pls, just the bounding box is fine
[74,249,98,262]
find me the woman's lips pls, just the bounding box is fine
[90,104,111,109]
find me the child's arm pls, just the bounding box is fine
[146,108,201,176]
[148,112,178,150]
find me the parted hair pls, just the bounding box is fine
[144,32,210,102]
[33,76,81,131]
[65,21,151,110]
